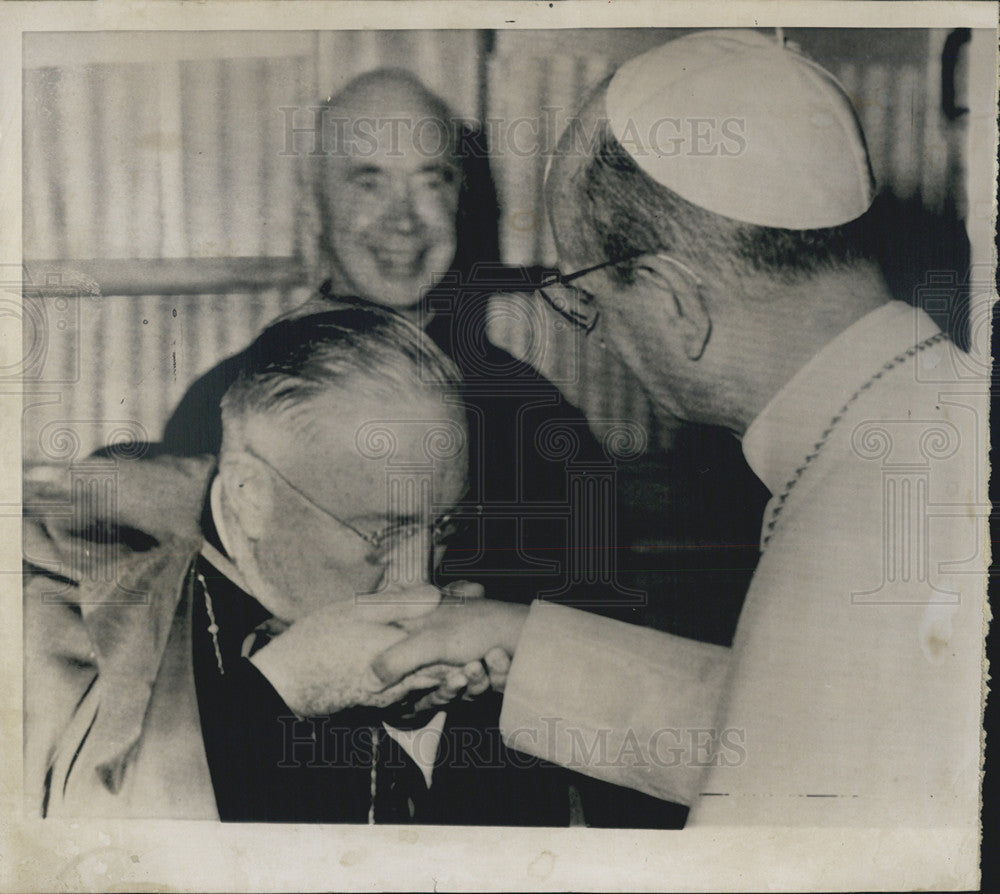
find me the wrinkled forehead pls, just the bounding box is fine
[275,389,469,514]
[323,93,459,169]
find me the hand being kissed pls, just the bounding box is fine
[249,582,480,716]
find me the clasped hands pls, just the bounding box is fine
[250,580,527,717]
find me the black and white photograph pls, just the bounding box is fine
[1,2,995,891]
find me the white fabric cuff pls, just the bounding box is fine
[500,601,731,806]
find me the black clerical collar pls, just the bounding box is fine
[194,553,274,668]
[196,477,272,649]
[199,474,227,557]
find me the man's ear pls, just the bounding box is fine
[633,254,712,360]
[218,453,273,541]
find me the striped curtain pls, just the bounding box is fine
[484,30,678,448]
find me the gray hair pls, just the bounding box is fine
[575,120,874,287]
[220,303,462,443]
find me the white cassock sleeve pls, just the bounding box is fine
[498,601,730,806]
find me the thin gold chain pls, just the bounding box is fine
[191,562,226,675]
[368,726,379,825]
[760,331,948,551]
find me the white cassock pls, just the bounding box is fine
[499,301,986,828]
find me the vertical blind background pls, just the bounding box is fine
[21,28,964,461]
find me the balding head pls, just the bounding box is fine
[315,69,462,315]
[327,68,454,132]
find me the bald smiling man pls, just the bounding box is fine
[311,69,466,318]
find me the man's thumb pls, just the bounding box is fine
[369,631,444,687]
[441,580,486,601]
[352,583,441,624]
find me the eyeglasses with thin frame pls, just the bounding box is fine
[536,251,703,334]
[241,446,478,560]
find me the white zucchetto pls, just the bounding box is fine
[605,29,876,229]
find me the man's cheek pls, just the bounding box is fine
[314,557,382,604]
[381,537,431,589]
[422,204,459,237]
[335,202,381,241]
[412,188,457,225]
[424,231,457,270]
[332,233,382,283]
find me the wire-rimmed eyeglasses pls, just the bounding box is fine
[241,446,479,561]
[536,251,702,334]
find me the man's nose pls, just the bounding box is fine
[384,183,420,233]
[381,526,433,589]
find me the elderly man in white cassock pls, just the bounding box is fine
[371,30,986,828]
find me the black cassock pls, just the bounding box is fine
[190,547,573,826]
